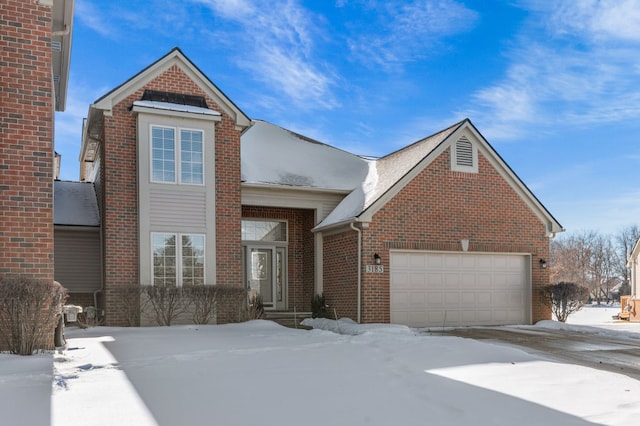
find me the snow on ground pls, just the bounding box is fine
[1,306,640,425]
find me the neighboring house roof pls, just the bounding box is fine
[241,120,370,191]
[54,181,100,226]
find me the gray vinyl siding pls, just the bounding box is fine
[149,186,206,228]
[54,227,101,293]
[137,111,217,286]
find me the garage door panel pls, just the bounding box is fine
[477,292,492,306]
[461,292,476,306]
[444,292,460,305]
[426,273,443,289]
[409,293,426,307]
[444,273,461,288]
[391,291,409,308]
[409,253,428,268]
[444,255,462,268]
[427,292,442,305]
[390,251,529,327]
[460,273,477,288]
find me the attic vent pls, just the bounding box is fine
[51,40,62,51]
[451,135,478,173]
[455,136,473,167]
[141,90,208,108]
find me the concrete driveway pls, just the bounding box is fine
[435,326,640,380]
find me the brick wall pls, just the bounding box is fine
[0,0,54,281]
[321,146,552,324]
[358,147,551,323]
[322,231,359,320]
[101,65,243,325]
[242,206,315,312]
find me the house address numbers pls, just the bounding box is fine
[365,264,384,273]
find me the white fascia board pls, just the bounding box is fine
[242,183,347,211]
[131,102,221,121]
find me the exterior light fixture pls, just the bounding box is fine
[539,259,547,269]
[374,253,381,264]
[461,239,469,252]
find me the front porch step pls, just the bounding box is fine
[263,311,313,329]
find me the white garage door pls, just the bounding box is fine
[390,251,530,328]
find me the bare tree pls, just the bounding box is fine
[550,231,595,289]
[589,234,617,303]
[550,230,620,304]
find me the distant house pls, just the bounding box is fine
[626,239,640,321]
[64,47,563,328]
[53,181,101,309]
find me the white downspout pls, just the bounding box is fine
[350,222,361,323]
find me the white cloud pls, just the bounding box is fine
[541,0,640,43]
[192,0,338,110]
[74,1,113,38]
[347,0,478,70]
[460,1,640,141]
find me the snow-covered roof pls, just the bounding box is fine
[132,100,221,117]
[316,121,463,229]
[241,120,369,191]
[242,118,562,234]
[54,181,100,226]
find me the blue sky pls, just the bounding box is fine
[55,0,640,235]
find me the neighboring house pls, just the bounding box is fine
[0,0,74,282]
[626,239,640,321]
[54,181,101,309]
[70,47,563,328]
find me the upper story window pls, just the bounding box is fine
[451,135,478,173]
[151,125,204,185]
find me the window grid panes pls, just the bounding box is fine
[180,129,203,184]
[241,220,287,242]
[152,233,177,286]
[182,234,205,285]
[152,233,205,286]
[151,126,204,185]
[151,127,176,183]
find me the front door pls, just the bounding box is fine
[246,246,286,310]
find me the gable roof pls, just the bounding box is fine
[54,181,100,226]
[314,119,564,235]
[80,48,251,167]
[93,47,250,129]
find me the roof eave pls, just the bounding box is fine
[52,0,75,111]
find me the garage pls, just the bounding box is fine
[390,251,530,328]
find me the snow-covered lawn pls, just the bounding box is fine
[2,306,640,425]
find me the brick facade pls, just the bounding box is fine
[322,231,359,320]
[100,65,244,325]
[242,206,315,312]
[0,0,54,280]
[323,147,552,324]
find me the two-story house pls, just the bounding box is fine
[64,47,563,328]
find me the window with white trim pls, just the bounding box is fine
[152,233,205,286]
[151,126,204,184]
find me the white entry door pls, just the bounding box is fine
[390,251,530,328]
[245,246,286,310]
